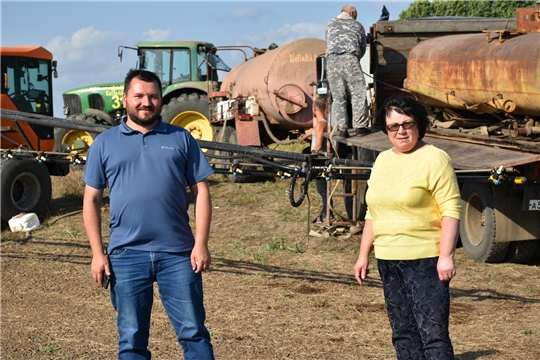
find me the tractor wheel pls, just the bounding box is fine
[85,108,116,126]
[1,159,52,226]
[54,115,98,158]
[161,93,214,143]
[460,183,509,263]
[505,240,538,264]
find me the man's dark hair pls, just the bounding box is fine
[379,95,430,139]
[123,69,162,94]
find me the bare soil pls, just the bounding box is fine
[2,169,540,359]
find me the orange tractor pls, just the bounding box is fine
[1,46,67,225]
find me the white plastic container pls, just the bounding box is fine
[245,96,260,116]
[8,213,40,232]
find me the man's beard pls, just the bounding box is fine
[127,105,161,126]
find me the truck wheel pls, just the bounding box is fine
[529,240,540,265]
[161,93,213,142]
[214,126,267,183]
[460,183,509,263]
[54,115,98,158]
[212,126,234,174]
[226,128,253,183]
[1,159,52,225]
[505,240,538,264]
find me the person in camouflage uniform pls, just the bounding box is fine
[326,5,370,138]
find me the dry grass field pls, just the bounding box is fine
[2,168,540,359]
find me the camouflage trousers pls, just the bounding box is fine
[326,54,369,131]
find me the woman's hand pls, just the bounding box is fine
[437,255,456,282]
[354,256,370,285]
[354,219,374,285]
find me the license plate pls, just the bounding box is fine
[529,200,540,211]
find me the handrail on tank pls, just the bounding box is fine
[213,45,257,63]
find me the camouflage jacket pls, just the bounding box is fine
[325,12,366,58]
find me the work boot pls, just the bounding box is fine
[355,127,371,136]
[338,129,350,138]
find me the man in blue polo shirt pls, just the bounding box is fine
[83,69,215,359]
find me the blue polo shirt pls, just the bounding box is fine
[84,117,214,253]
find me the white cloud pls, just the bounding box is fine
[46,26,123,67]
[45,27,137,116]
[71,26,112,48]
[142,29,171,42]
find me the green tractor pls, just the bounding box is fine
[58,41,234,154]
[57,82,124,154]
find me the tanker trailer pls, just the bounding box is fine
[400,5,540,263]
[212,38,327,147]
[404,6,540,142]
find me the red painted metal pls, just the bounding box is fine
[404,31,540,117]
[235,117,260,146]
[219,38,326,130]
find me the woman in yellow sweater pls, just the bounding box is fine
[354,95,461,360]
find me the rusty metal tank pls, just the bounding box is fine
[219,38,326,130]
[404,31,540,117]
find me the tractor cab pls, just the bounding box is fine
[1,46,57,150]
[1,47,55,115]
[134,41,231,91]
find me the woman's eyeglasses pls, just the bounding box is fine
[386,121,416,132]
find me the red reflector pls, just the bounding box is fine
[238,114,251,120]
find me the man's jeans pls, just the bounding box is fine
[109,248,214,360]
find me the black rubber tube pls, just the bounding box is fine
[289,167,312,207]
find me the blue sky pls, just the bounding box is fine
[1,0,413,117]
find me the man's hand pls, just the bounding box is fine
[191,242,211,273]
[91,252,110,288]
[84,185,108,288]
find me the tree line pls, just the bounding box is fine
[399,0,537,19]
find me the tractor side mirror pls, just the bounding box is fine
[118,47,124,62]
[52,60,58,78]
[316,55,328,95]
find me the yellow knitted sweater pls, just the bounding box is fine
[365,145,461,260]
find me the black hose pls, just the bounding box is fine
[289,167,312,207]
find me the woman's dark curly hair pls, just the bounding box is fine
[379,95,430,139]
